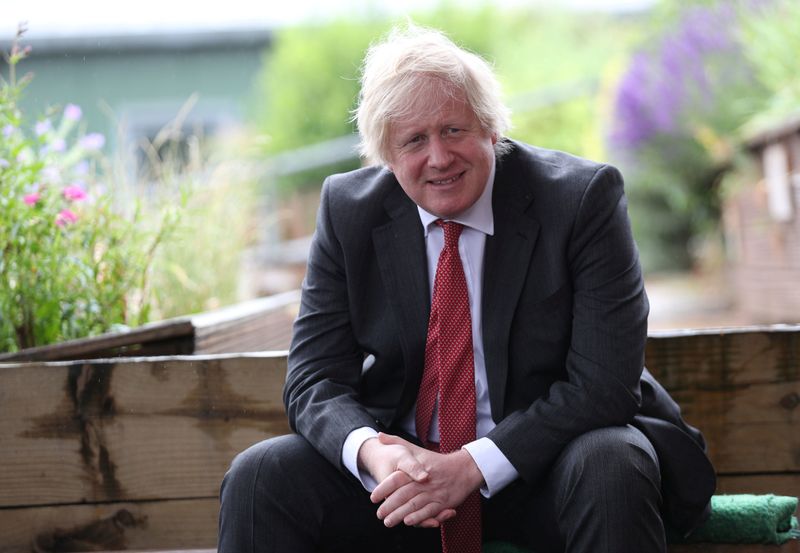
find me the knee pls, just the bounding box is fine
[548,427,666,552]
[559,425,661,493]
[221,434,307,504]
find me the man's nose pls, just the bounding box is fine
[427,137,454,169]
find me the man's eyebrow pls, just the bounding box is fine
[395,127,424,142]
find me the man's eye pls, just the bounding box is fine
[406,135,423,145]
[445,127,462,135]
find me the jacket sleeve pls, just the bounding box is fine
[284,177,380,471]
[487,164,649,484]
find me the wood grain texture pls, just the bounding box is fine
[0,354,289,507]
[645,326,800,475]
[0,291,301,362]
[716,474,800,498]
[1,326,798,552]
[646,326,800,389]
[0,498,218,553]
[0,319,196,362]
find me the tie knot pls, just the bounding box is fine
[436,220,464,249]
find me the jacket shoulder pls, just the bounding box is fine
[322,165,397,208]
[501,140,618,190]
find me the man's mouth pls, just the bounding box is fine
[428,171,464,185]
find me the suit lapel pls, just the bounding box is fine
[482,159,540,421]
[372,185,430,420]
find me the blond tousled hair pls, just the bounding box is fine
[354,25,512,166]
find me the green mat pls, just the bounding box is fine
[482,494,799,553]
[672,494,799,545]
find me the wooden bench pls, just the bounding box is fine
[0,325,798,552]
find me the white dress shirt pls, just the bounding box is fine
[342,163,519,497]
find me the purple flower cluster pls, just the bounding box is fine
[609,4,743,151]
[64,104,82,122]
[79,133,105,151]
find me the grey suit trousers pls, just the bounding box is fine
[218,424,666,553]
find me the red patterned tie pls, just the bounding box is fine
[416,220,481,553]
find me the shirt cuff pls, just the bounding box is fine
[462,437,519,498]
[342,426,380,492]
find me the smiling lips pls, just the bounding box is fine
[428,171,465,185]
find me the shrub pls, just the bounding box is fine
[607,2,768,271]
[0,29,178,352]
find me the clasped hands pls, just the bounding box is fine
[357,432,484,528]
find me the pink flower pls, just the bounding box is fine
[64,104,82,121]
[62,184,87,201]
[24,192,41,206]
[55,209,78,226]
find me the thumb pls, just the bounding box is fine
[396,454,429,482]
[378,432,411,447]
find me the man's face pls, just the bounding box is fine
[386,90,496,219]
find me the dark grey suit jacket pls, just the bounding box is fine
[285,140,715,534]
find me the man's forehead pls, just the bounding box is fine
[389,90,473,130]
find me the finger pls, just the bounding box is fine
[375,481,421,520]
[371,470,413,503]
[384,495,441,528]
[416,518,441,528]
[435,508,457,523]
[403,503,453,527]
[416,509,457,528]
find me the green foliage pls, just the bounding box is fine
[148,156,257,318]
[0,31,257,352]
[0,32,179,351]
[253,20,373,153]
[739,0,800,130]
[251,19,381,192]
[605,1,771,272]
[250,5,639,196]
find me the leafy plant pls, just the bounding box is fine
[0,28,179,352]
[738,0,800,131]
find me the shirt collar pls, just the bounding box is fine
[418,162,495,237]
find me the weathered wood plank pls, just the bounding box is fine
[192,290,299,354]
[0,498,218,553]
[0,291,301,362]
[672,381,800,474]
[646,325,800,389]
[1,327,798,553]
[716,474,800,499]
[0,354,289,508]
[0,319,196,362]
[645,326,800,476]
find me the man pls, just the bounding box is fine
[219,25,715,553]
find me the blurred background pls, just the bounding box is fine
[2,0,799,352]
